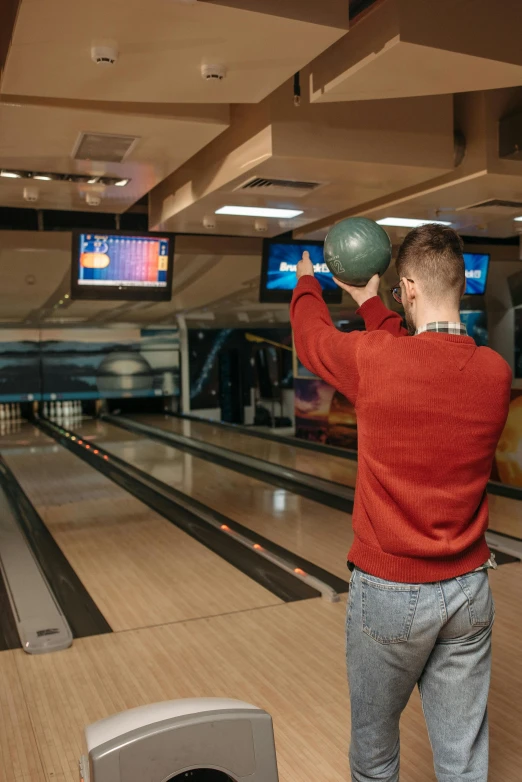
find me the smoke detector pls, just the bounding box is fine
[23,186,39,203]
[85,192,102,207]
[254,218,268,234]
[91,43,118,66]
[201,63,227,81]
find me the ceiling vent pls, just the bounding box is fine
[458,198,522,212]
[234,177,324,199]
[73,133,139,163]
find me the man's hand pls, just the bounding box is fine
[296,250,314,281]
[335,273,380,307]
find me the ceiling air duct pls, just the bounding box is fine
[499,107,522,161]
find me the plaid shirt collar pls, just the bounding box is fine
[416,321,467,336]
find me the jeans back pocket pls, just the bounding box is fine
[361,575,420,645]
[456,572,495,627]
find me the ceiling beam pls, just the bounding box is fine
[0,0,20,79]
[200,0,350,29]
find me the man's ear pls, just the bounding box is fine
[403,278,416,303]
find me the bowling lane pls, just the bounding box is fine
[120,415,522,543]
[73,419,354,581]
[127,413,358,487]
[0,424,282,631]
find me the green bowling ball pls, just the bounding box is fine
[324,217,392,286]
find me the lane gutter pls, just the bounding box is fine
[0,454,112,641]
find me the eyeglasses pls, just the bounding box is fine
[390,278,414,304]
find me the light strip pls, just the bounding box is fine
[377,217,452,228]
[514,216,522,222]
[215,205,303,218]
[0,171,21,179]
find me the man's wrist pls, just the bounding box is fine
[352,291,375,307]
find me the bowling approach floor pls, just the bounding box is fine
[0,422,520,782]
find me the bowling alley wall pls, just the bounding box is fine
[187,326,293,424]
[0,327,180,402]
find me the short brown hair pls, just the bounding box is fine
[396,224,465,303]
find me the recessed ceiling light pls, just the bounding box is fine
[32,174,53,181]
[0,170,21,179]
[114,178,129,187]
[376,217,452,228]
[215,206,303,218]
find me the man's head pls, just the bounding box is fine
[395,224,465,335]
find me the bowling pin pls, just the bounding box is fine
[0,405,5,421]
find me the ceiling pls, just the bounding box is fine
[0,0,521,328]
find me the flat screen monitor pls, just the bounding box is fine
[71,230,174,301]
[463,252,489,295]
[260,239,342,304]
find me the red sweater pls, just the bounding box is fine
[291,276,512,582]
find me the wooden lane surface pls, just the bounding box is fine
[0,651,46,781]
[133,413,358,487]
[75,420,354,582]
[0,425,282,632]
[129,415,522,542]
[7,562,522,782]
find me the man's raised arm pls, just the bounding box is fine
[290,275,364,404]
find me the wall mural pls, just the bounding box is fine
[0,328,180,402]
[188,327,293,411]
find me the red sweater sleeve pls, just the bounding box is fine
[357,296,408,336]
[290,277,364,403]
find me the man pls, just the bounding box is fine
[290,224,511,782]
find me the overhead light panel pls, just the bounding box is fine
[376,217,452,228]
[0,168,131,186]
[215,206,303,218]
[514,216,522,222]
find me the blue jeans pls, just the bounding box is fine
[346,567,495,781]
